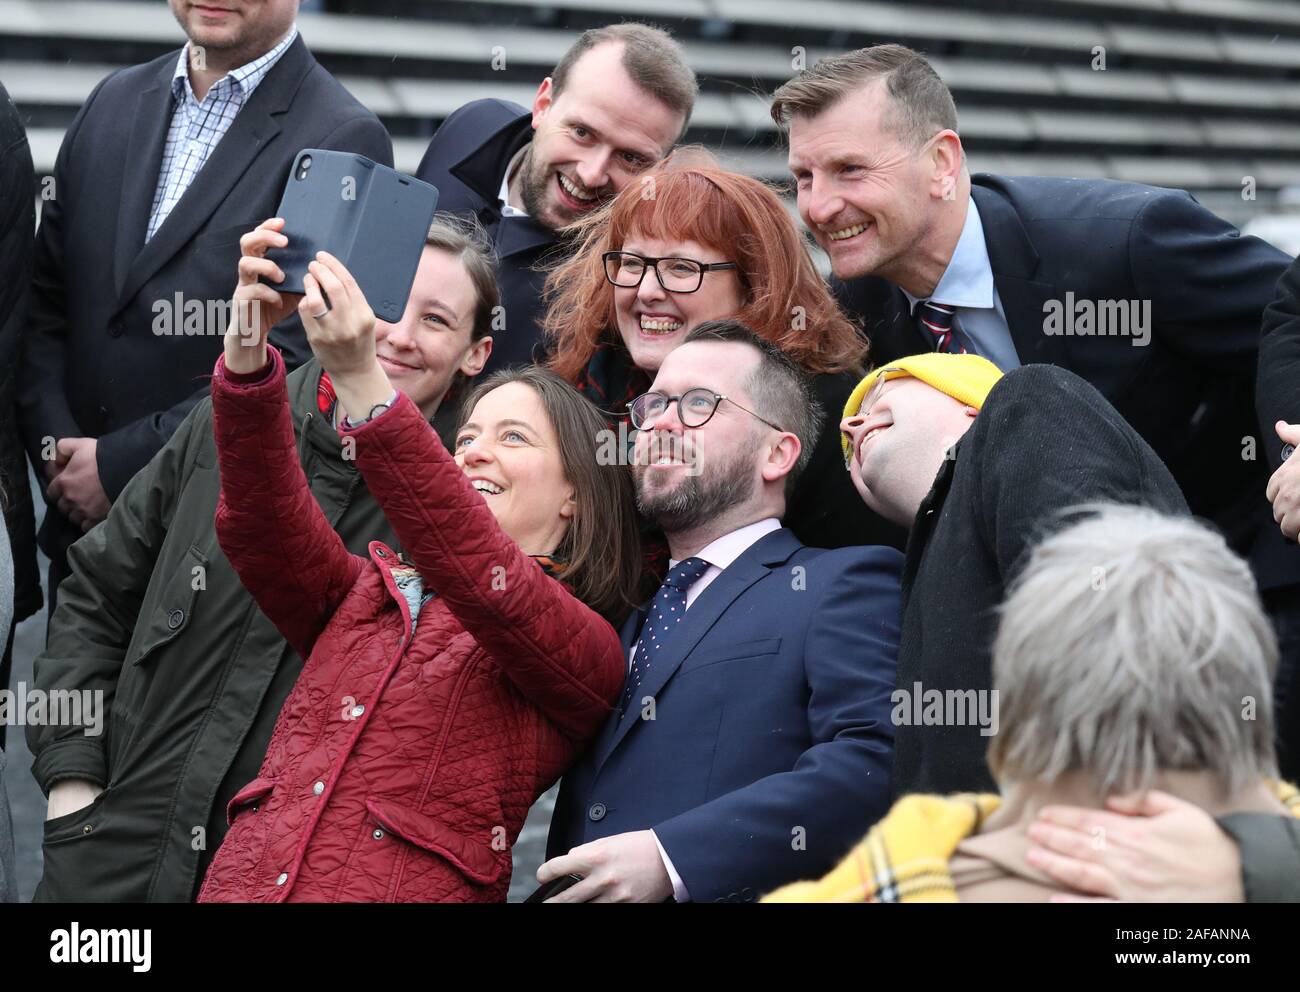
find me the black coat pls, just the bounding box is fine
[895,364,1188,795]
[0,81,39,622]
[414,99,562,375]
[19,36,392,568]
[836,174,1293,588]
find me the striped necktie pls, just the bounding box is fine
[917,300,966,354]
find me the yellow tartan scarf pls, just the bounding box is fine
[763,782,1300,904]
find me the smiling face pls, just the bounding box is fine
[840,375,978,527]
[454,382,576,555]
[519,41,684,231]
[633,340,794,537]
[169,0,298,66]
[373,246,491,419]
[788,80,948,286]
[612,235,746,374]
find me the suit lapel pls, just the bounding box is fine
[594,528,802,770]
[117,37,312,308]
[113,61,175,299]
[971,181,1069,367]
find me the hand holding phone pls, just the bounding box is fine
[224,218,303,374]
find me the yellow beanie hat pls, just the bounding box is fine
[840,353,1004,464]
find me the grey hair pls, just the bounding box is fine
[988,503,1278,797]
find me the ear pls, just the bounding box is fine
[929,129,965,202]
[559,485,577,521]
[531,77,555,130]
[760,431,802,485]
[461,336,492,378]
[963,405,979,419]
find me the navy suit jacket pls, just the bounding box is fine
[20,35,392,567]
[835,174,1294,587]
[415,99,561,376]
[546,527,903,902]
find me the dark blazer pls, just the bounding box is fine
[415,99,561,375]
[0,81,39,623]
[835,174,1292,586]
[895,364,1188,795]
[19,35,392,568]
[547,526,903,902]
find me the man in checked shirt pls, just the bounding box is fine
[19,0,391,614]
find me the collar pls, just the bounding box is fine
[497,145,530,218]
[672,517,781,573]
[172,24,298,103]
[452,105,536,204]
[902,197,995,314]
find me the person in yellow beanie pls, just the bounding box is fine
[838,360,1188,796]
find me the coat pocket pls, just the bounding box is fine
[129,544,208,668]
[364,798,504,885]
[226,777,276,827]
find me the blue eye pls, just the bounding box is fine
[503,430,526,443]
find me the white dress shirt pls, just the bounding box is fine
[901,197,1020,371]
[496,145,529,218]
[146,26,298,241]
[640,516,782,902]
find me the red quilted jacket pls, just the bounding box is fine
[197,348,624,903]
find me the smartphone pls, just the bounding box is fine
[265,148,439,323]
[523,873,584,903]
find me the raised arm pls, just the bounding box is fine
[297,252,623,738]
[210,221,363,657]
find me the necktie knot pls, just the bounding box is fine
[663,556,710,592]
[918,300,965,354]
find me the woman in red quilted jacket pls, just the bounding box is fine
[197,222,641,903]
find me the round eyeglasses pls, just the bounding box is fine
[628,388,784,433]
[602,251,739,295]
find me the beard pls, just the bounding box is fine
[635,432,761,533]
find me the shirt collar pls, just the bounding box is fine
[172,24,298,102]
[671,517,781,573]
[497,145,529,218]
[902,197,995,313]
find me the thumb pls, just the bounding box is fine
[1276,421,1300,446]
[55,438,80,459]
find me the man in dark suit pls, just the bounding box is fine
[840,355,1188,794]
[774,45,1296,751]
[20,0,391,611]
[540,319,902,902]
[414,23,695,375]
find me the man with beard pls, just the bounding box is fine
[415,23,695,375]
[540,319,903,903]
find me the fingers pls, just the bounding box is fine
[237,253,285,286]
[1104,789,1183,818]
[1276,420,1300,445]
[238,220,288,260]
[1026,818,1104,861]
[1048,893,1116,904]
[1267,464,1282,504]
[300,272,328,324]
[1025,845,1119,898]
[308,255,349,310]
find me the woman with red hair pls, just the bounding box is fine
[544,158,897,550]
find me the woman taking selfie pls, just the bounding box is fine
[197,220,640,903]
[544,160,896,549]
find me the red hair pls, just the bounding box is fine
[544,162,867,382]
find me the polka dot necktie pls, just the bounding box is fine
[621,556,711,719]
[917,300,966,354]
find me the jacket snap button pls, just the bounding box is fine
[251,805,258,813]
[312,781,324,796]
[167,609,185,629]
[350,704,365,718]
[372,829,384,840]
[275,872,288,886]
[82,824,93,835]
[376,548,387,558]
[588,802,606,822]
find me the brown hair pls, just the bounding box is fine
[457,366,643,626]
[425,214,499,342]
[551,23,697,140]
[543,158,867,382]
[770,44,958,148]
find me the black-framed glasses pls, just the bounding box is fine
[602,251,739,294]
[628,388,785,433]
